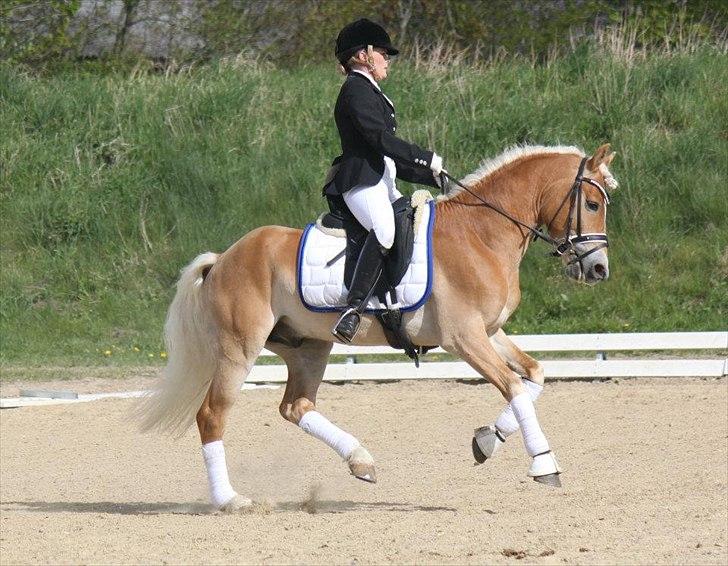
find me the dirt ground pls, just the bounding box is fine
[1,376,726,565]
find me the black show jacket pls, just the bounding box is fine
[323,72,438,195]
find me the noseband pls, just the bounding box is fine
[442,156,609,264]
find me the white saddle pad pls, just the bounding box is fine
[297,200,435,312]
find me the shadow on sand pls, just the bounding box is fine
[2,499,461,516]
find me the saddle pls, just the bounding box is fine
[321,192,436,365]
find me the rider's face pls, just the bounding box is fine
[370,48,390,81]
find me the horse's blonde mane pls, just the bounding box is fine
[440,145,585,200]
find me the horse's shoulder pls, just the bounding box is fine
[434,232,509,301]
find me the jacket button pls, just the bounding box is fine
[391,113,395,117]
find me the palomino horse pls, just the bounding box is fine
[139,143,617,511]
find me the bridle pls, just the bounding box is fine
[441,156,610,266]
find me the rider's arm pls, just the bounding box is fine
[393,160,439,188]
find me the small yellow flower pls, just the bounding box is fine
[133,346,140,352]
[160,351,167,359]
[104,350,112,356]
[148,353,154,358]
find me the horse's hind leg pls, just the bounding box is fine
[473,329,546,463]
[196,329,270,512]
[273,337,377,483]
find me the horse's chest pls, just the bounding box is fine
[489,305,512,334]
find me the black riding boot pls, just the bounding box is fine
[331,231,388,343]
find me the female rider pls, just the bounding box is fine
[325,18,445,343]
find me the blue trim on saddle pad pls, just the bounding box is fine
[296,200,436,313]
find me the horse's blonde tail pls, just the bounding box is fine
[137,252,220,437]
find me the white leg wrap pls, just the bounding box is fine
[494,379,543,438]
[511,392,550,457]
[201,441,238,508]
[299,410,360,460]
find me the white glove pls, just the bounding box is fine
[429,153,443,175]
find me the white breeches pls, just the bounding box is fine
[343,156,402,249]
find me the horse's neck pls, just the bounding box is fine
[435,159,546,269]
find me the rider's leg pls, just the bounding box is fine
[332,181,396,342]
[331,231,388,342]
[343,180,397,248]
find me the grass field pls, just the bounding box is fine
[1,41,726,366]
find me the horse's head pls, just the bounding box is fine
[543,144,618,285]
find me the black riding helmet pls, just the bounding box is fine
[335,18,399,64]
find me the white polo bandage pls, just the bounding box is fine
[299,410,360,460]
[494,379,543,437]
[201,440,238,508]
[510,392,550,457]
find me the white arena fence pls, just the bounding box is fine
[248,331,728,383]
[1,332,725,409]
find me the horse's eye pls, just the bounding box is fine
[586,200,600,212]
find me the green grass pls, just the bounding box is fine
[1,45,727,367]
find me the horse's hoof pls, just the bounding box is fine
[533,473,562,488]
[472,425,504,464]
[472,437,487,464]
[219,494,253,513]
[347,446,377,484]
[528,451,563,488]
[352,468,377,483]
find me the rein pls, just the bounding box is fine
[441,157,609,265]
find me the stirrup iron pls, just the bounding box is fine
[331,307,362,343]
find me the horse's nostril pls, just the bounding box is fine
[594,263,606,278]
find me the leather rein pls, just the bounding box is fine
[441,157,610,266]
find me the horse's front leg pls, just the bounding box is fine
[445,329,561,487]
[274,337,377,483]
[472,328,546,463]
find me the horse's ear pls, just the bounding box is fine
[586,143,612,172]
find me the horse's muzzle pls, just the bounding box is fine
[587,260,609,283]
[564,248,609,285]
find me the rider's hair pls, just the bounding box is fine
[338,45,375,75]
